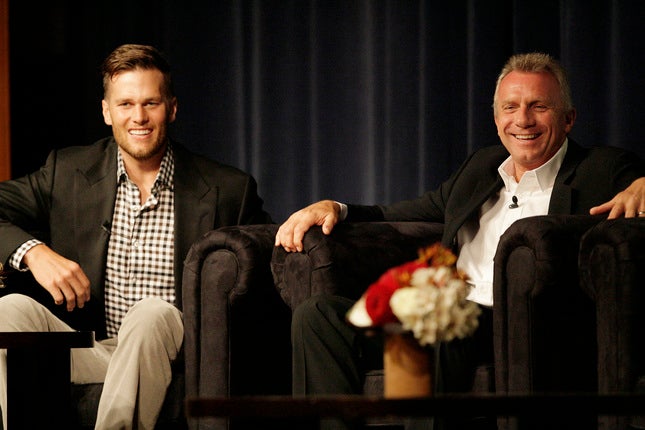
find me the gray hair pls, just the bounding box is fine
[493,52,574,115]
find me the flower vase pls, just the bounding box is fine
[383,330,433,398]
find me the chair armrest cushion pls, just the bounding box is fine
[182,224,291,402]
[580,217,645,299]
[493,214,602,395]
[579,218,645,396]
[271,221,444,311]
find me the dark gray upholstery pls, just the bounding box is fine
[271,221,445,427]
[271,216,604,430]
[494,215,602,430]
[6,215,613,429]
[272,222,445,311]
[0,225,292,430]
[182,224,292,430]
[580,218,645,430]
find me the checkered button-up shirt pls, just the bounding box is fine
[104,146,176,337]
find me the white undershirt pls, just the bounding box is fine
[457,139,568,307]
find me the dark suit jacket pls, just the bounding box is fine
[0,137,272,339]
[347,140,645,247]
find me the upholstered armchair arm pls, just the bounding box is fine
[182,224,292,429]
[579,218,645,429]
[271,221,444,311]
[493,214,602,397]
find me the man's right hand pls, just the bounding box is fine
[275,200,341,252]
[22,244,91,312]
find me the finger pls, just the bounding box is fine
[618,197,641,218]
[57,268,90,310]
[275,224,287,247]
[291,226,307,252]
[74,270,91,300]
[58,284,78,312]
[71,282,91,309]
[276,225,296,251]
[275,223,291,247]
[49,287,65,307]
[589,200,613,216]
[321,217,336,235]
[607,204,624,220]
[624,207,637,219]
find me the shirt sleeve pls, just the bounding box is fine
[335,201,348,221]
[9,239,44,271]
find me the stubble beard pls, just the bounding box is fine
[116,125,168,162]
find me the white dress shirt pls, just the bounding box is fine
[457,139,567,307]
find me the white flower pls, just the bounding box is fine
[390,274,481,346]
[346,295,373,327]
[345,244,482,347]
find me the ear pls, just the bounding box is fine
[168,97,178,123]
[102,100,112,126]
[564,108,576,133]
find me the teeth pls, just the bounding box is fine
[515,134,538,140]
[130,129,151,136]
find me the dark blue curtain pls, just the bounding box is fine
[9,0,645,222]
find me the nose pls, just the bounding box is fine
[132,105,148,123]
[514,106,535,128]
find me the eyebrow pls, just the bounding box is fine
[112,96,163,104]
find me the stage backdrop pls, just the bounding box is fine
[8,1,645,222]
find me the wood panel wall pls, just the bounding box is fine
[0,0,10,181]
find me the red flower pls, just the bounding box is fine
[364,260,427,325]
[347,244,478,345]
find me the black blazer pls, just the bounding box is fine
[0,137,271,338]
[347,140,645,247]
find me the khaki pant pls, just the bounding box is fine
[0,294,183,430]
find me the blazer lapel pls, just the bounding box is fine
[549,140,585,215]
[74,143,118,298]
[444,174,504,247]
[173,146,218,306]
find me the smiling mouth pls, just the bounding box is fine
[513,133,539,140]
[129,129,152,136]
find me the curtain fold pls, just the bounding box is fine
[8,0,644,222]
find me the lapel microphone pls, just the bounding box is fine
[508,195,519,209]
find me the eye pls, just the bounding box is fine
[533,104,549,112]
[502,104,518,113]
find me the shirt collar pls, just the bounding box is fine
[116,143,175,192]
[498,138,568,192]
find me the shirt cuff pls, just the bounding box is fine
[9,239,44,271]
[335,201,348,221]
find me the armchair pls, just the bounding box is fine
[271,221,445,427]
[271,215,603,429]
[579,217,645,430]
[494,214,602,430]
[0,224,292,430]
[182,224,292,430]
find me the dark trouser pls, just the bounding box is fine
[291,294,494,430]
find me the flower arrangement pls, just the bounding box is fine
[346,243,481,346]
